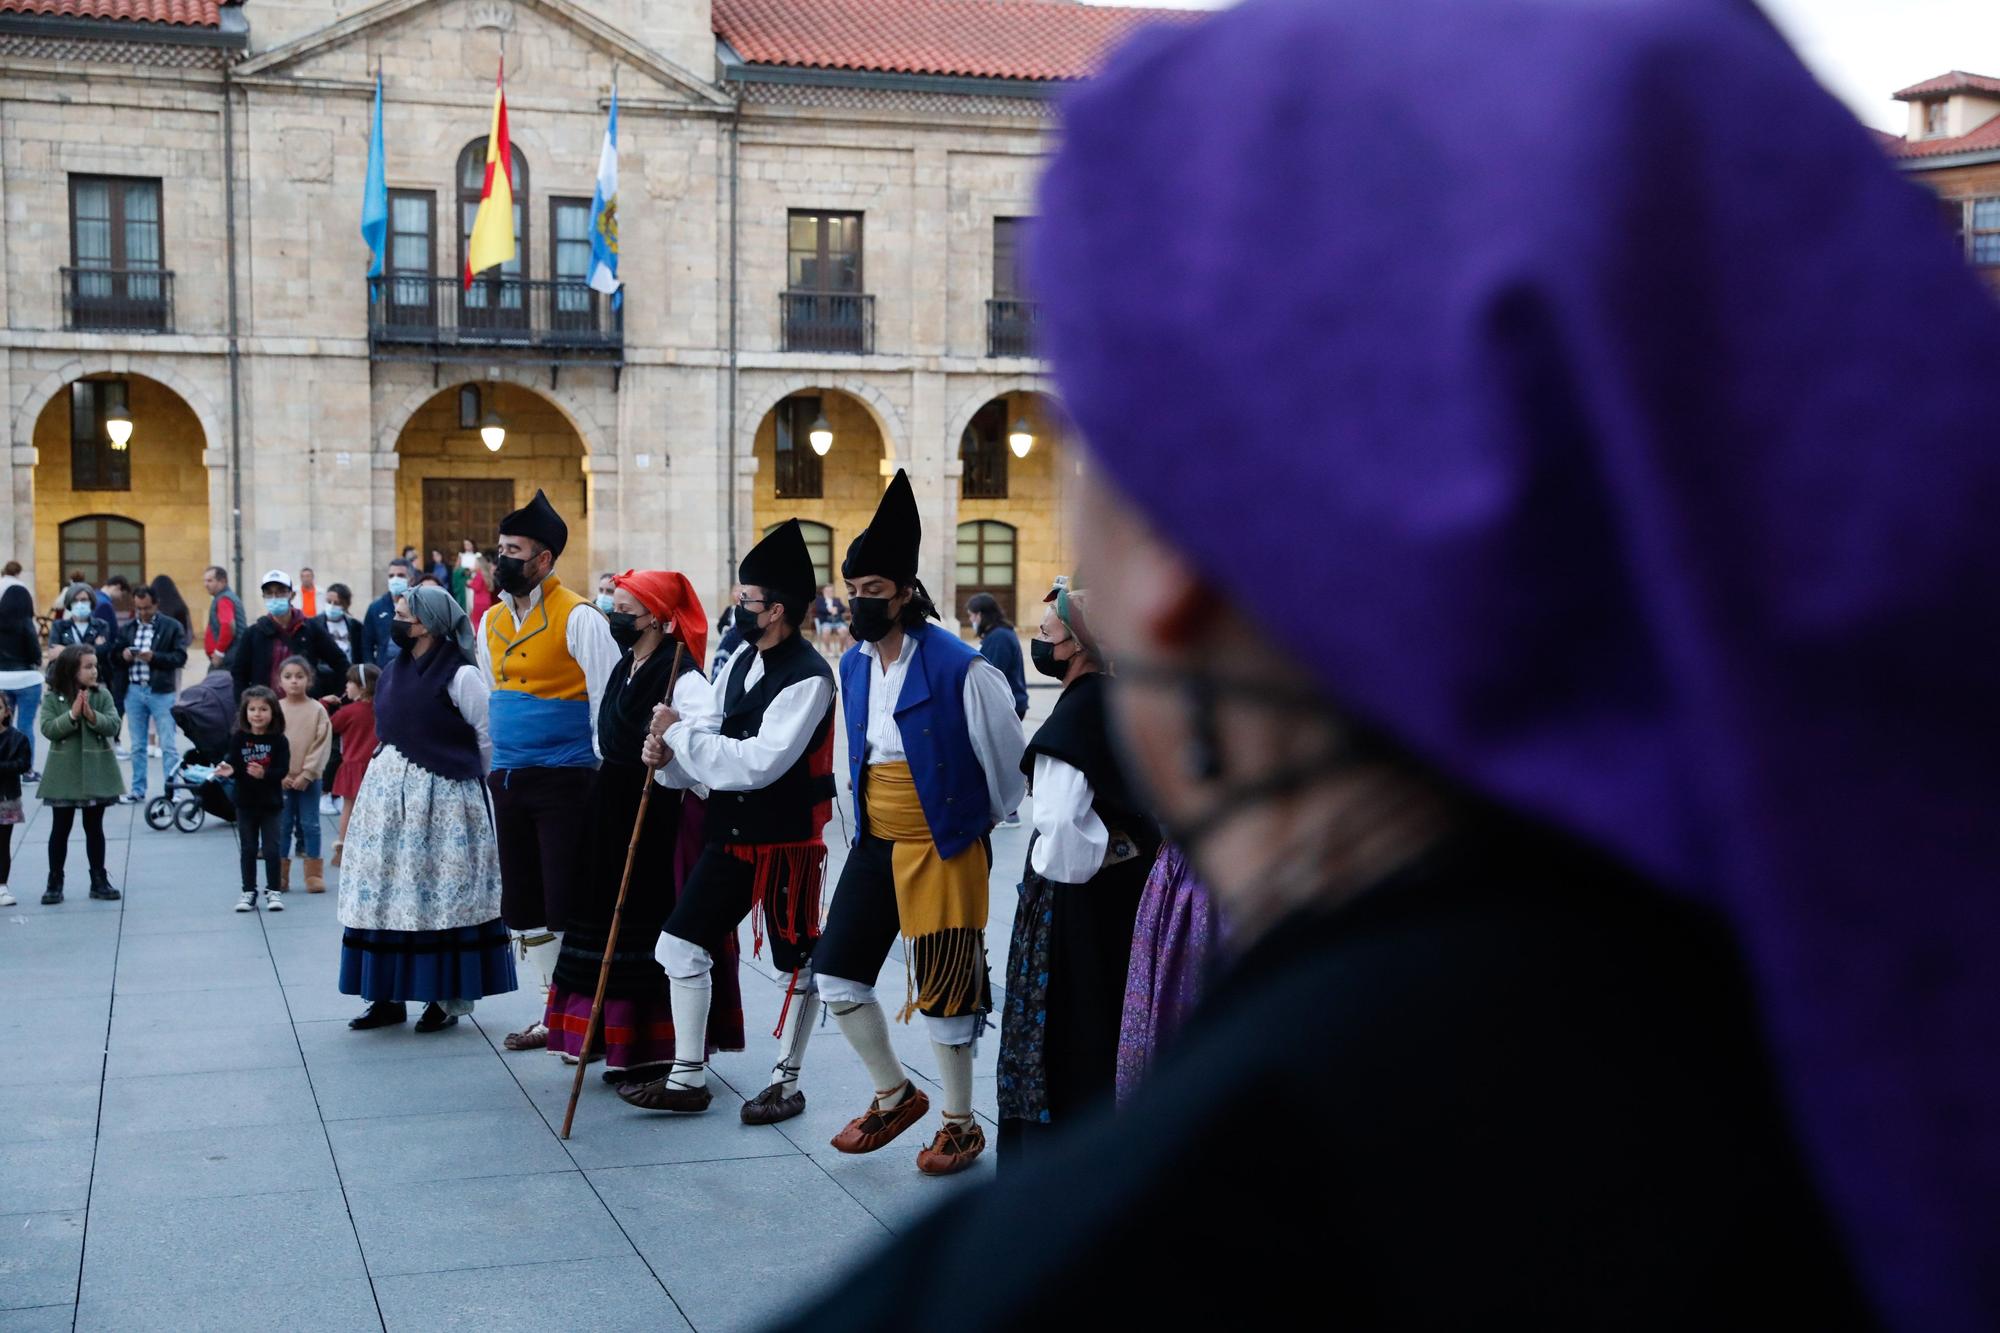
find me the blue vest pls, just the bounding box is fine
[840,624,989,860]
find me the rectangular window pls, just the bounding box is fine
[386,188,435,319]
[552,196,594,317]
[70,379,132,492]
[1926,101,1950,138]
[1971,197,2000,266]
[774,396,825,500]
[787,211,863,292]
[960,400,1009,500]
[69,175,165,326]
[993,217,1026,300]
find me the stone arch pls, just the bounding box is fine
[376,366,606,460]
[738,375,906,464]
[943,377,1062,456]
[12,358,223,457]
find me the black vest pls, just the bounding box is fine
[711,633,836,845]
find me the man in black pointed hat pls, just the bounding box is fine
[816,469,1026,1176]
[623,518,841,1123]
[475,488,619,1052]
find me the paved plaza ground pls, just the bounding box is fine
[0,680,1056,1331]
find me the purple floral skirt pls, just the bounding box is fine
[1115,844,1217,1105]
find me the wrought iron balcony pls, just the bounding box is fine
[781,291,874,354]
[63,267,173,333]
[986,299,1038,359]
[367,275,623,382]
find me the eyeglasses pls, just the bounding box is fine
[736,597,771,612]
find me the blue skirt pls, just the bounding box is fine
[338,919,518,1004]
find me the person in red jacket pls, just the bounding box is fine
[325,663,380,867]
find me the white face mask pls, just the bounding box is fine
[69,604,92,623]
[325,605,346,621]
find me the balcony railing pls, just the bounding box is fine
[367,274,623,354]
[781,291,874,354]
[63,267,173,333]
[986,299,1038,359]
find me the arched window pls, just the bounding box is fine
[768,520,834,592]
[960,399,1009,499]
[956,520,1016,625]
[60,514,144,587]
[458,137,529,319]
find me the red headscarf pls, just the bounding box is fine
[613,570,707,668]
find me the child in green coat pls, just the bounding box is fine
[39,644,123,905]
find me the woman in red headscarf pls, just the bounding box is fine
[544,570,746,1078]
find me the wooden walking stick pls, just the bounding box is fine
[562,640,685,1140]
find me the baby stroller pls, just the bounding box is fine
[152,671,238,834]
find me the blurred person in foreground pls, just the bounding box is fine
[771,0,2000,1329]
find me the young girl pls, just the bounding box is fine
[214,686,288,912]
[275,656,332,893]
[0,694,31,906]
[37,645,122,904]
[327,663,380,867]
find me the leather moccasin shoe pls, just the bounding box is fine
[740,1083,805,1126]
[830,1082,930,1154]
[916,1118,987,1176]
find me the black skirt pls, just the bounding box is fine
[550,758,682,997]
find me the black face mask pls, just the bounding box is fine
[1031,637,1072,680]
[390,621,415,650]
[849,596,897,644]
[607,611,643,651]
[495,555,538,598]
[737,607,769,648]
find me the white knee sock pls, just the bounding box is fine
[931,1040,974,1121]
[832,1000,907,1108]
[772,970,819,1095]
[667,972,711,1089]
[519,932,561,992]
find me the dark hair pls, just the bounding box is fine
[149,574,191,626]
[68,570,86,585]
[103,575,131,593]
[2,561,19,577]
[389,557,412,573]
[897,581,940,630]
[236,685,284,734]
[347,662,381,698]
[965,592,1007,628]
[205,565,229,584]
[277,654,315,685]
[133,583,156,603]
[327,582,353,607]
[46,643,96,697]
[0,584,34,631]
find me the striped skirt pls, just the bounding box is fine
[338,919,518,1005]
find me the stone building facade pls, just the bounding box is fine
[1879,70,2000,298]
[0,0,1186,624]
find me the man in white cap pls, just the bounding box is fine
[230,568,349,701]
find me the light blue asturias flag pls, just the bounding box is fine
[360,71,389,299]
[588,83,621,309]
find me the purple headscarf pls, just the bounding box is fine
[1034,1,2000,1328]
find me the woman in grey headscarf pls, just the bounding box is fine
[337,586,516,1034]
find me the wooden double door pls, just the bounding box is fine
[422,478,514,568]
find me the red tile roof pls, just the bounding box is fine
[0,0,222,24]
[1884,113,2000,161]
[1893,70,2000,102]
[713,0,1202,81]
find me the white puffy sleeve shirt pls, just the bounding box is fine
[1029,755,1111,882]
[446,663,494,775]
[656,644,832,793]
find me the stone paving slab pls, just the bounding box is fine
[0,682,1060,1327]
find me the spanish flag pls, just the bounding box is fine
[463,57,515,289]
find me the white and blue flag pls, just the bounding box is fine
[588,85,620,307]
